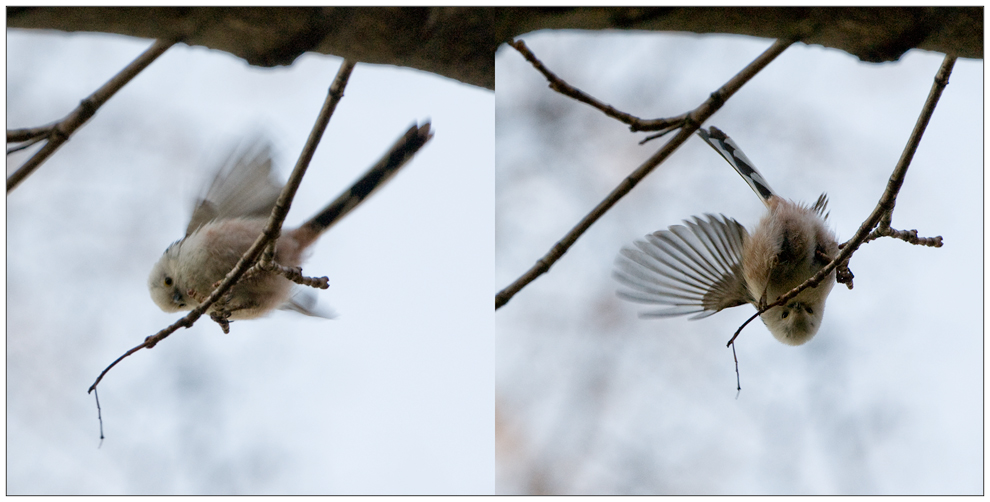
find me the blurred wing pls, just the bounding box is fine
[697,126,776,205]
[614,214,753,319]
[279,287,337,319]
[187,139,284,236]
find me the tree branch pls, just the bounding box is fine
[508,40,685,133]
[495,38,794,310]
[7,7,983,90]
[87,59,356,394]
[727,54,955,347]
[6,38,179,192]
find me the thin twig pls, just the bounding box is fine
[727,311,763,347]
[94,387,104,448]
[6,125,54,154]
[509,40,686,133]
[251,260,331,289]
[7,125,54,143]
[495,38,795,310]
[6,135,47,155]
[277,266,330,289]
[7,38,180,193]
[863,225,943,247]
[729,54,956,342]
[87,59,357,394]
[730,341,741,396]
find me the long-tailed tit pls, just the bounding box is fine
[148,123,433,321]
[614,126,838,345]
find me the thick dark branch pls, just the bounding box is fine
[7,7,983,91]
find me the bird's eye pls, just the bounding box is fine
[164,276,173,287]
[781,310,789,319]
[805,306,814,314]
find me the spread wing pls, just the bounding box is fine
[614,214,753,319]
[187,140,284,236]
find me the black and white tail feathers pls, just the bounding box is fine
[696,126,777,206]
[303,123,433,236]
[613,126,774,320]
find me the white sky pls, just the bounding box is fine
[495,31,982,494]
[7,30,493,494]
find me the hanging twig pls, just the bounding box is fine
[495,38,795,310]
[94,387,105,448]
[7,38,180,192]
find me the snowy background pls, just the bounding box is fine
[7,30,493,494]
[495,32,982,494]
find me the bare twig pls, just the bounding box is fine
[495,38,795,310]
[728,54,955,345]
[727,311,763,348]
[6,126,54,154]
[509,40,687,134]
[730,341,741,395]
[278,266,330,289]
[7,136,46,155]
[251,260,331,289]
[863,226,943,247]
[7,125,54,143]
[87,59,357,394]
[7,38,179,193]
[94,387,105,448]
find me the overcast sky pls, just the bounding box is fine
[7,29,493,494]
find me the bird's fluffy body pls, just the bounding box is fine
[615,126,839,345]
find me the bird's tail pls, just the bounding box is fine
[294,122,433,247]
[696,126,776,206]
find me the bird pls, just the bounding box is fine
[614,126,838,346]
[148,123,432,322]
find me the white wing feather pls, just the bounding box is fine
[614,214,753,319]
